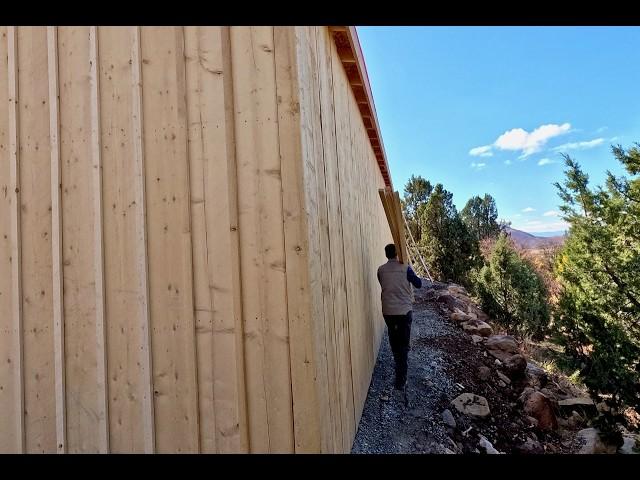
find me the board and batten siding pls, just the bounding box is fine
[0,26,391,453]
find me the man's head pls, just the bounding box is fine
[385,243,397,259]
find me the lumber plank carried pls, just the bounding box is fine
[377,188,407,263]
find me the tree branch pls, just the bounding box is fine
[603,264,640,310]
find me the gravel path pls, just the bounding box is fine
[351,293,463,454]
[351,287,583,454]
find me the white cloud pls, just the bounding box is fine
[553,137,604,152]
[596,126,608,133]
[469,145,494,157]
[494,123,571,157]
[543,210,560,217]
[470,162,487,170]
[522,207,536,213]
[504,159,513,165]
[511,219,569,233]
[514,213,522,217]
[537,158,556,166]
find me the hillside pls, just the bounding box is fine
[505,227,565,250]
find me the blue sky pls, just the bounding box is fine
[357,26,640,234]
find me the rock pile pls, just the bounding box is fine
[423,280,639,454]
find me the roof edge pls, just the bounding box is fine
[328,26,393,189]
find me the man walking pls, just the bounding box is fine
[377,243,422,396]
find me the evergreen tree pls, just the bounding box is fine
[553,145,640,410]
[461,194,501,241]
[418,184,480,284]
[474,233,550,338]
[402,175,432,243]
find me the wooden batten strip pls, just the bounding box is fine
[47,26,67,454]
[7,25,25,454]
[392,192,408,264]
[378,189,400,249]
[130,25,156,454]
[88,26,110,453]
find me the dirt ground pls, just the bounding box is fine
[351,289,580,454]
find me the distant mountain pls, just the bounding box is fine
[504,227,565,250]
[534,230,567,238]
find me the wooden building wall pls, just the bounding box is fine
[0,26,391,454]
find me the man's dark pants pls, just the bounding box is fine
[383,311,412,389]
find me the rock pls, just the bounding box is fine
[451,393,491,418]
[466,303,489,320]
[539,388,558,401]
[497,371,511,385]
[462,319,493,337]
[526,415,539,428]
[448,284,468,296]
[519,387,536,404]
[436,294,466,312]
[525,362,548,388]
[478,366,492,380]
[486,334,518,351]
[443,447,456,454]
[619,434,640,454]
[516,437,544,454]
[504,354,527,379]
[558,397,597,416]
[567,410,584,428]
[478,434,500,454]
[442,409,457,428]
[494,358,502,367]
[523,391,557,430]
[498,380,507,388]
[451,311,471,323]
[471,335,484,344]
[559,397,594,408]
[577,428,617,454]
[486,335,519,361]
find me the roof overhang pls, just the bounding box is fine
[328,26,393,189]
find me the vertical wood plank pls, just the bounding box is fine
[275,26,323,453]
[0,26,17,453]
[130,26,156,454]
[327,34,357,452]
[184,26,245,453]
[230,26,294,453]
[221,26,250,453]
[183,25,217,454]
[140,26,199,453]
[47,25,67,454]
[58,26,107,453]
[2,25,25,454]
[312,25,344,453]
[88,26,110,453]
[16,26,58,453]
[99,26,156,453]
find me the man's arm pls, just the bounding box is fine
[407,265,422,289]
